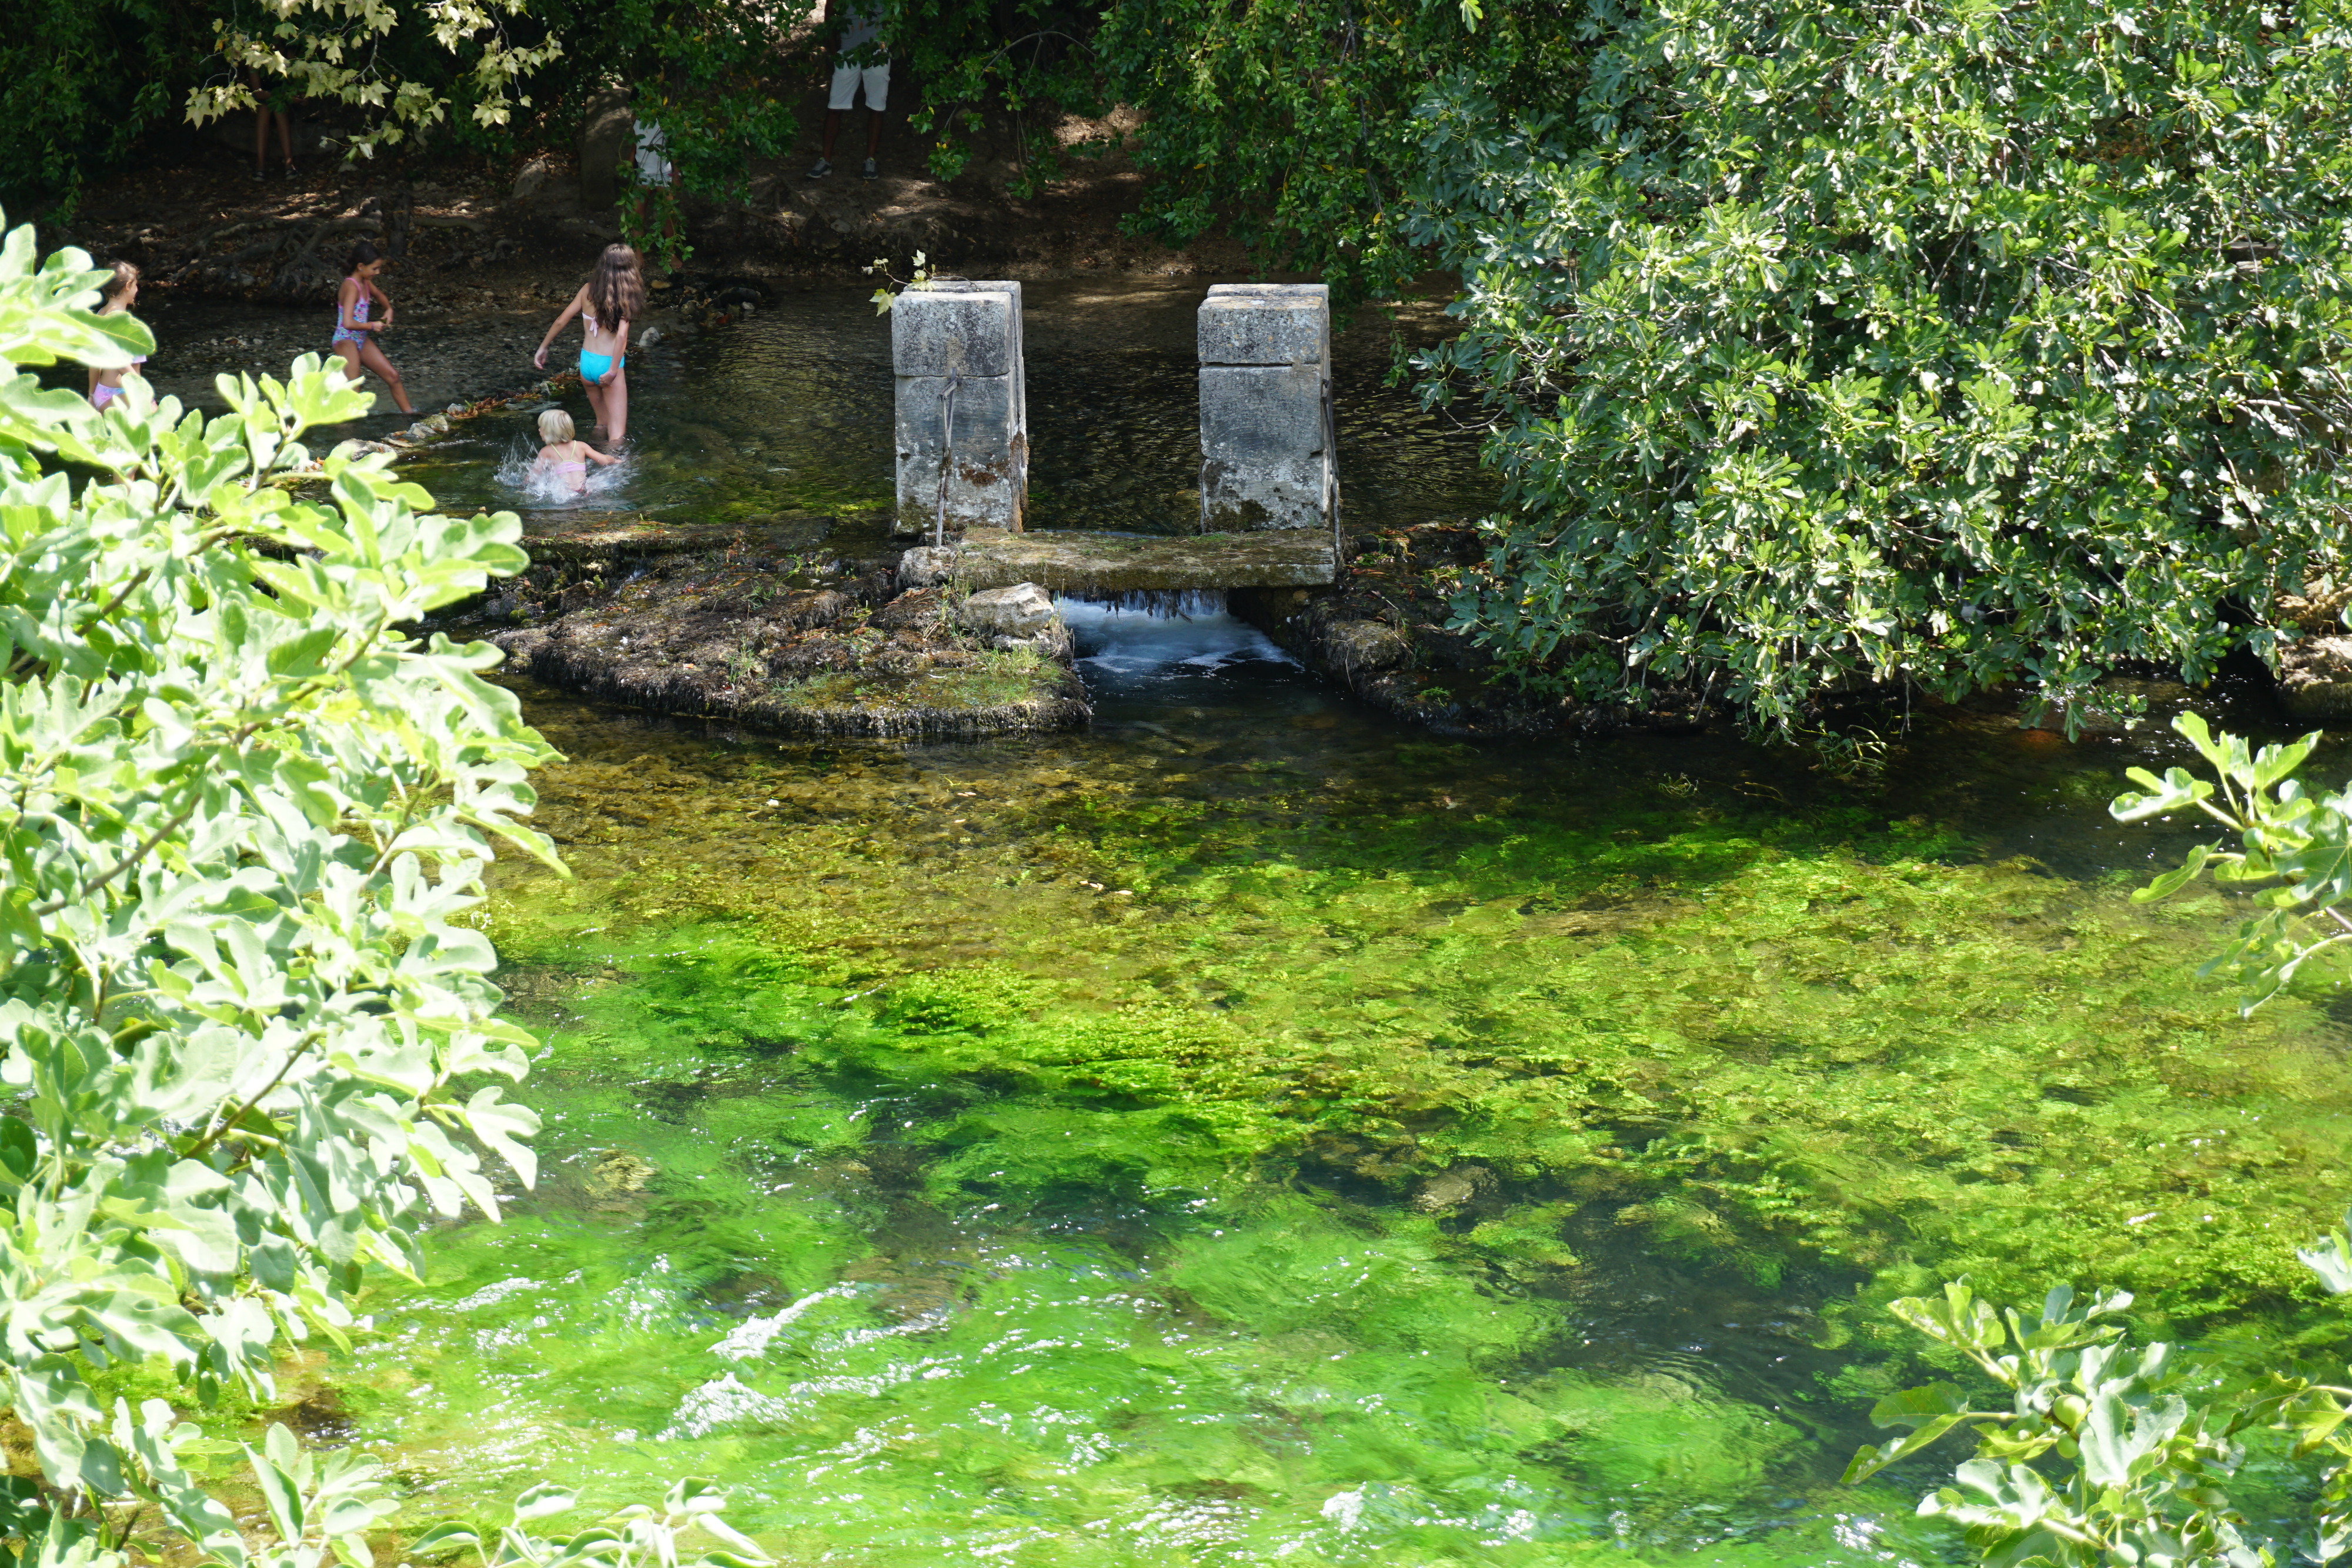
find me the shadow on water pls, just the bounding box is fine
[196,279,2352,1564]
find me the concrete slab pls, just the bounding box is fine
[956,527,1335,595]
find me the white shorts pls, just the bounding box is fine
[828,61,889,111]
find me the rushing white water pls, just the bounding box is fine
[1057,594,1297,679]
[493,427,635,509]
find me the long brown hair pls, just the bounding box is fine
[586,243,645,328]
[97,260,139,306]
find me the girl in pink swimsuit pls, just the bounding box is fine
[530,407,617,496]
[87,262,145,410]
[331,241,415,414]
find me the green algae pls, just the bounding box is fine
[769,646,1071,718]
[335,1004,1930,1564]
[476,691,2352,1335]
[273,678,2352,1563]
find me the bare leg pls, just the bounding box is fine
[603,369,629,444]
[254,109,269,176]
[864,109,883,160]
[358,340,414,414]
[821,109,844,162]
[332,340,365,383]
[583,377,610,433]
[273,111,294,172]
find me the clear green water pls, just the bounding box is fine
[158,281,2352,1563]
[294,652,2352,1566]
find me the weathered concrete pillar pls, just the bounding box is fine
[1197,283,1335,533]
[893,281,1027,537]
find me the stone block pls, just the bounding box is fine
[895,372,1026,535]
[1201,363,1326,457]
[891,288,1017,377]
[1199,283,1330,369]
[1196,284,1335,532]
[893,281,1027,535]
[1198,362,1330,531]
[930,281,1025,433]
[897,545,960,589]
[958,583,1059,640]
[956,528,1336,593]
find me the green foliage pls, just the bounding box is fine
[409,1477,770,1568]
[603,0,808,219]
[881,0,1102,193]
[1093,0,1571,304]
[1411,0,2352,734]
[0,1,208,211]
[0,208,553,1536]
[188,0,564,160]
[1858,1252,2352,1567]
[1846,721,2352,1565]
[0,209,773,1568]
[2114,713,2352,1013]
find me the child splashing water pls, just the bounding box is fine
[533,243,644,444]
[529,409,617,497]
[332,241,415,414]
[86,262,145,410]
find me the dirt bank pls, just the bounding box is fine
[43,92,1247,319]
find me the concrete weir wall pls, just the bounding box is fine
[1197,283,1335,533]
[893,281,1028,537]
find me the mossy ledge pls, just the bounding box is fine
[466,514,1090,738]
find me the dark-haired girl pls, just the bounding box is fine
[87,262,146,410]
[332,241,413,414]
[532,243,644,443]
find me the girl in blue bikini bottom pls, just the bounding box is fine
[533,243,646,443]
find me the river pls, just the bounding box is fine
[133,277,2352,1566]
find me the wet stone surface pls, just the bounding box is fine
[463,514,1090,739]
[955,524,1337,594]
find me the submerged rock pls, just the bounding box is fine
[2280,636,2352,720]
[586,1150,656,1196]
[1409,1164,1495,1213]
[1323,618,1414,673]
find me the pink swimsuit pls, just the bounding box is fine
[92,354,147,409]
[332,287,371,346]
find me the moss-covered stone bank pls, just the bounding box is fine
[470,512,1088,737]
[267,671,2352,1566]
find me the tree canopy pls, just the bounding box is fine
[1410,0,2352,731]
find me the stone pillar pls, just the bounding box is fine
[1197,283,1335,533]
[893,281,1028,538]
